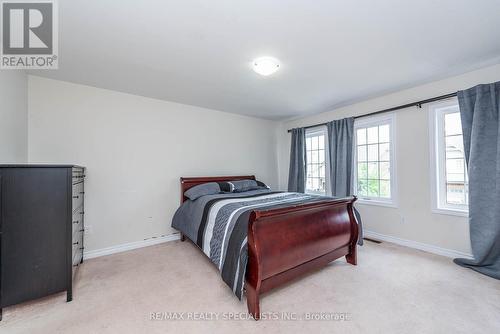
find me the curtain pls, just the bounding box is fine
[288,127,307,193]
[454,82,500,279]
[327,117,363,245]
[327,118,355,195]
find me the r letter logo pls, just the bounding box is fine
[1,0,58,69]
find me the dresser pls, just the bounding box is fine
[0,165,86,320]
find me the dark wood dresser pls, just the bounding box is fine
[0,165,86,320]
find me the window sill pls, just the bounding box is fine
[432,208,469,217]
[356,198,397,208]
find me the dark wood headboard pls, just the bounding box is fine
[180,175,256,203]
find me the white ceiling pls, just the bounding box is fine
[31,0,500,120]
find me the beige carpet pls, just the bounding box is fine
[1,240,499,334]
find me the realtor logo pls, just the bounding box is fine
[1,0,58,69]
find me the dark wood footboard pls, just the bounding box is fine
[246,197,358,320]
[178,176,358,320]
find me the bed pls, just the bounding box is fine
[172,175,359,320]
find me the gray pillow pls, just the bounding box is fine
[231,179,258,192]
[232,179,273,193]
[218,181,235,193]
[184,182,220,200]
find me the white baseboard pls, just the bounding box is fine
[83,233,181,260]
[364,230,473,259]
[83,230,473,261]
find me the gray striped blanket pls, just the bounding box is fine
[172,189,327,299]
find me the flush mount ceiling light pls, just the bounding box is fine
[252,56,281,76]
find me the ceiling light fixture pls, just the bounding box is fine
[252,56,280,76]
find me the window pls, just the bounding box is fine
[305,127,329,195]
[430,100,468,215]
[354,114,396,206]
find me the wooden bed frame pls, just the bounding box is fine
[179,175,358,320]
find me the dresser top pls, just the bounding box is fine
[0,164,85,168]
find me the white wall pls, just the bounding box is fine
[0,71,28,162]
[278,63,500,256]
[28,76,279,252]
[25,63,500,256]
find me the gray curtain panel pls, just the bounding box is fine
[288,127,307,193]
[327,118,355,195]
[326,117,363,245]
[454,82,500,279]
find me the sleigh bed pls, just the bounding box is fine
[172,175,359,320]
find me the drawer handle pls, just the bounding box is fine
[73,221,79,224]
[79,191,85,194]
[73,195,79,199]
[73,241,79,245]
[79,229,84,232]
[73,263,79,267]
[79,247,85,250]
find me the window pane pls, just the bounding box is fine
[354,119,393,201]
[380,180,391,198]
[379,143,390,161]
[318,149,325,164]
[309,163,318,177]
[358,163,368,179]
[306,164,312,178]
[379,124,390,143]
[312,136,318,150]
[445,112,462,136]
[434,106,468,210]
[319,178,326,192]
[305,131,328,195]
[357,128,366,145]
[368,162,379,179]
[311,151,318,163]
[380,162,390,180]
[367,126,378,144]
[306,178,313,190]
[312,178,319,190]
[367,144,378,161]
[447,173,465,183]
[357,179,368,196]
[318,136,325,150]
[446,158,465,181]
[368,179,379,197]
[445,135,464,159]
[446,184,466,205]
[357,145,367,162]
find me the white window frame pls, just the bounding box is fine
[305,126,331,196]
[429,99,468,217]
[353,113,397,207]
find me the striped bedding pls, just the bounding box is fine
[171,189,328,299]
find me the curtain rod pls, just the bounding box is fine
[287,92,458,133]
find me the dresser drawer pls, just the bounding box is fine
[72,248,83,268]
[72,229,84,267]
[72,169,85,180]
[72,184,84,210]
[72,219,83,235]
[72,226,84,240]
[72,206,84,218]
